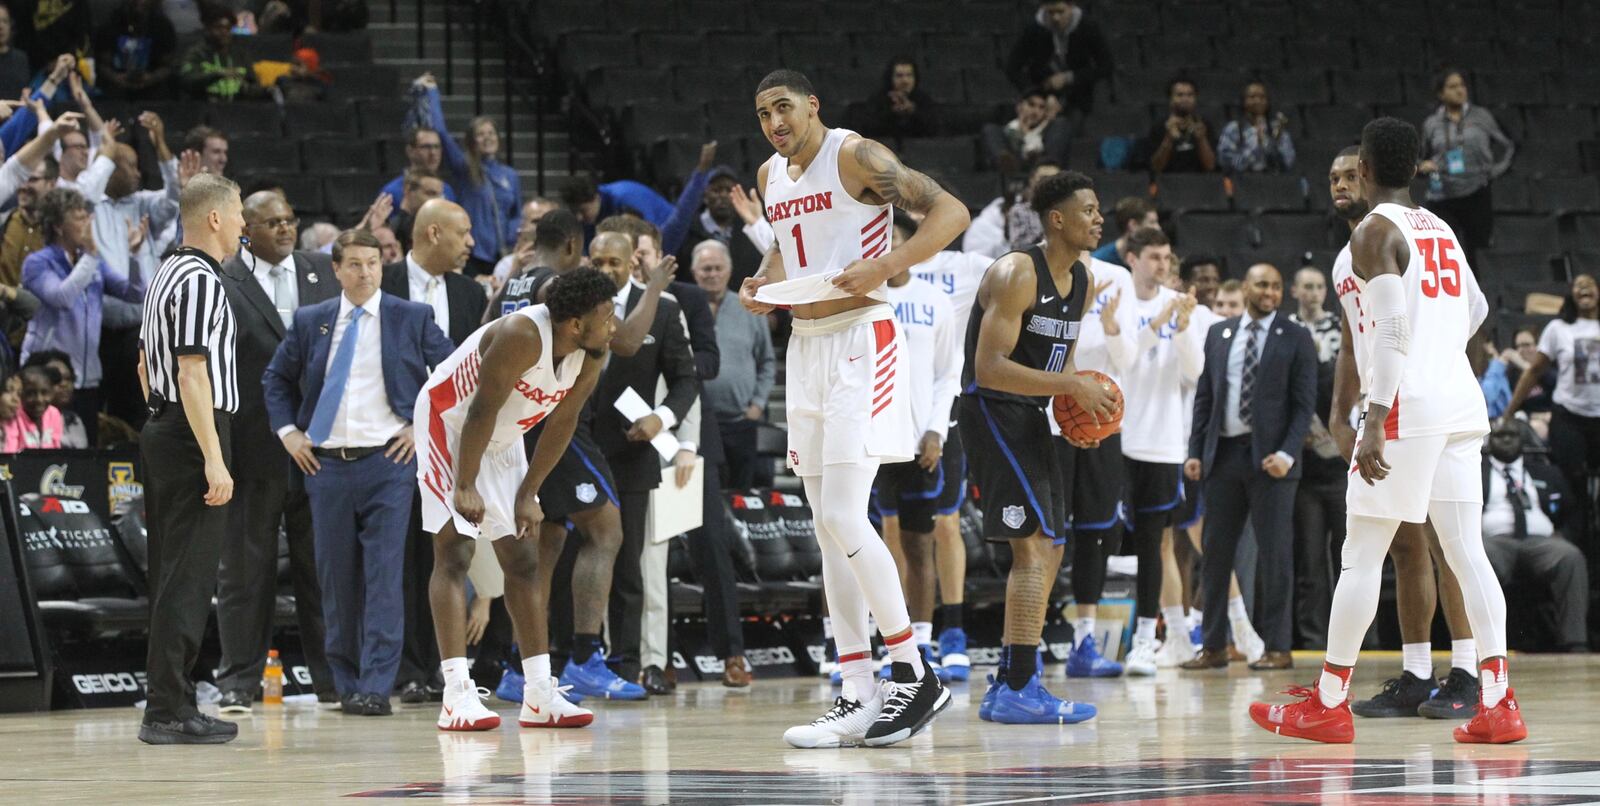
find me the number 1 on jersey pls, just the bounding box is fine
[790,223,808,268]
[1416,238,1462,298]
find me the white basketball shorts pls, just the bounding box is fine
[784,305,914,477]
[1346,428,1486,523]
[416,392,529,541]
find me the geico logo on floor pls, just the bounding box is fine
[72,672,146,694]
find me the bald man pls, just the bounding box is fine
[381,199,487,346]
[1184,263,1319,670]
[214,189,341,714]
[381,198,488,702]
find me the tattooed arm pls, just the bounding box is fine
[832,136,971,296]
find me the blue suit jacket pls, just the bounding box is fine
[1188,313,1318,480]
[263,292,455,436]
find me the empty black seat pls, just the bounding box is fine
[807,67,879,105]
[1523,108,1596,141]
[962,68,1014,108]
[1491,215,1561,253]
[1330,70,1402,106]
[676,66,757,105]
[899,137,978,174]
[1534,177,1600,215]
[326,65,400,101]
[1140,36,1214,71]
[1473,70,1547,107]
[589,66,672,108]
[1156,174,1228,212]
[638,31,708,64]
[1353,38,1427,72]
[1492,176,1533,214]
[705,100,754,140]
[1264,70,1331,107]
[302,31,371,64]
[1291,38,1353,71]
[323,173,386,222]
[284,102,358,137]
[1173,211,1250,256]
[777,32,846,68]
[605,0,669,29]
[1428,40,1492,75]
[623,101,705,143]
[1233,174,1306,212]
[676,0,747,31]
[926,34,998,70]
[559,32,637,75]
[208,103,282,137]
[1567,215,1600,254]
[537,0,601,34]
[1113,70,1171,106]
[1256,212,1336,252]
[849,32,924,67]
[1299,105,1372,142]
[1087,172,1154,208]
[1496,39,1560,72]
[1476,250,1558,283]
[1078,106,1152,141]
[1544,71,1600,106]
[705,32,773,66]
[302,136,380,174]
[252,175,324,216]
[1214,37,1283,70]
[226,136,302,176]
[1568,251,1600,277]
[1161,3,1230,37]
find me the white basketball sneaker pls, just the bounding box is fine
[1125,636,1160,676]
[1232,616,1266,664]
[1158,624,1199,668]
[437,679,501,731]
[783,690,885,749]
[519,677,594,728]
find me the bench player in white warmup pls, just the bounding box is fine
[415,268,619,731]
[1250,118,1527,744]
[739,69,971,748]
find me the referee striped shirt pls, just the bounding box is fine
[140,246,239,413]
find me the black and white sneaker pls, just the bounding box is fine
[863,662,950,747]
[783,692,884,748]
[138,713,240,745]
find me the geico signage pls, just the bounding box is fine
[694,646,795,673]
[72,671,147,694]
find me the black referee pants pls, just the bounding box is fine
[141,408,231,722]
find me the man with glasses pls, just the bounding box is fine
[213,189,342,715]
[380,127,458,211]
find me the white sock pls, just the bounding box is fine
[1452,639,1478,676]
[1480,657,1508,708]
[1191,609,1203,628]
[1318,664,1352,708]
[441,657,470,689]
[1162,606,1189,642]
[522,654,551,686]
[1227,595,1249,623]
[1401,643,1432,680]
[840,656,876,704]
[1074,617,1096,649]
[912,621,934,648]
[1136,617,1157,643]
[822,616,833,640]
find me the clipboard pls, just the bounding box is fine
[646,456,703,543]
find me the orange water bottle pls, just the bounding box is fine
[263,649,284,705]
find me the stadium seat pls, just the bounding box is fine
[685,0,755,31]
[623,101,705,144]
[1399,71,1439,107]
[1088,172,1154,209]
[706,32,775,67]
[301,137,381,175]
[777,32,847,69]
[1354,39,1428,73]
[261,175,325,217]
[1492,176,1533,214]
[1264,70,1331,107]
[606,0,670,29]
[1523,107,1597,141]
[1160,3,1230,37]
[208,103,283,138]
[1232,174,1307,213]
[1140,36,1214,72]
[849,32,925,68]
[1155,174,1228,213]
[677,66,758,105]
[1255,212,1338,253]
[226,137,303,176]
[1492,215,1561,253]
[1214,38,1283,71]
[1545,71,1600,106]
[1476,251,1559,284]
[963,68,1016,108]
[1173,211,1250,257]
[1496,39,1561,72]
[1514,141,1582,178]
[898,137,979,174]
[1568,250,1600,277]
[326,65,400,101]
[1291,38,1354,72]
[1427,39,1492,75]
[590,66,672,108]
[1534,177,1600,215]
[323,173,387,222]
[925,34,998,70]
[639,32,709,65]
[284,102,358,137]
[302,31,372,65]
[376,138,406,174]
[807,66,878,105]
[1298,105,1373,142]
[536,0,601,35]
[1077,106,1152,141]
[356,99,409,139]
[705,100,754,141]
[1567,215,1600,255]
[918,65,963,103]
[946,171,1002,211]
[1473,70,1548,107]
[1331,70,1403,107]
[1229,4,1294,37]
[1112,70,1172,106]
[558,32,637,75]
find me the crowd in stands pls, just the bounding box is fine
[3,0,1597,717]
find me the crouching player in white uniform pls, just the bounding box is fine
[416,268,618,731]
[1250,118,1526,745]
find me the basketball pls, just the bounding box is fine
[1053,370,1124,444]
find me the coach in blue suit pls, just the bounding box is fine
[1183,263,1317,671]
[263,229,455,714]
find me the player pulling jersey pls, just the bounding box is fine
[416,304,585,539]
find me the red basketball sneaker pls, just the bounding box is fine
[1453,689,1528,744]
[1250,686,1355,744]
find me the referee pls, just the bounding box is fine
[137,173,243,745]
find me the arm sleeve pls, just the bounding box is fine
[1177,316,1205,384]
[75,155,116,203]
[423,86,470,182]
[661,170,710,256]
[928,298,961,441]
[1364,273,1409,410]
[742,218,776,253]
[0,104,37,158]
[0,155,29,206]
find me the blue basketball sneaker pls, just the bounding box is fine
[937,628,970,682]
[1066,635,1124,678]
[978,673,1002,722]
[988,674,1097,725]
[495,666,525,703]
[562,651,647,700]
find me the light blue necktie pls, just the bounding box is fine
[306,306,365,446]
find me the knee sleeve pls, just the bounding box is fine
[1325,515,1402,666]
[1428,499,1508,661]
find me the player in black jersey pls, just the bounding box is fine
[484,209,584,324]
[959,171,1117,724]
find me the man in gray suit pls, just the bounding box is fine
[214,190,342,713]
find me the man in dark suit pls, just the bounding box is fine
[379,198,487,701]
[214,190,342,715]
[1182,262,1317,671]
[263,229,455,715]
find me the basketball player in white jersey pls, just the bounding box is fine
[872,227,961,682]
[1325,146,1481,719]
[739,69,970,748]
[1251,118,1526,744]
[415,268,619,731]
[1115,229,1202,675]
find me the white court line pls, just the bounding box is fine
[960,769,1426,806]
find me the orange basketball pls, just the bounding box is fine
[1053,370,1124,444]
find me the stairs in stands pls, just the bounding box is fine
[368,0,569,193]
